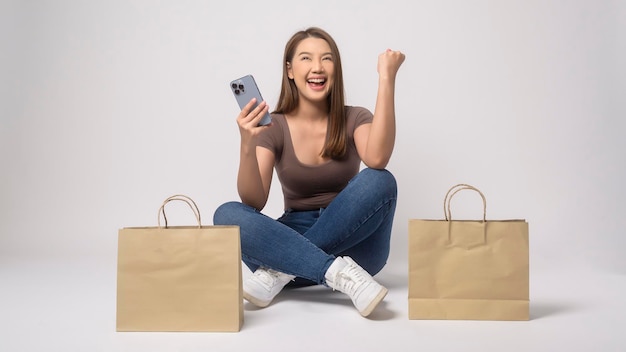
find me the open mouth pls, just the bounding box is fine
[307,78,326,87]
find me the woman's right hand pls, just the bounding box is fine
[235,97,273,210]
[237,98,270,145]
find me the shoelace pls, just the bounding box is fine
[334,264,368,296]
[254,269,281,291]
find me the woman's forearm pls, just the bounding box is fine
[236,144,268,210]
[365,75,397,168]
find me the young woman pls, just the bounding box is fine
[214,27,405,317]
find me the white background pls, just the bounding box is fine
[1,0,625,351]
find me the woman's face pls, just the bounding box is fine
[287,37,335,105]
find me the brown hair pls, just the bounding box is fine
[273,27,347,159]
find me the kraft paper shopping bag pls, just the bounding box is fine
[116,195,243,332]
[408,184,529,321]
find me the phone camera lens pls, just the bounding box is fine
[238,84,245,90]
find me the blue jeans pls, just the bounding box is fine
[213,168,397,286]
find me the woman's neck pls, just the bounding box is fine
[290,99,328,121]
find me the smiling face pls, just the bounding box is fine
[287,37,335,107]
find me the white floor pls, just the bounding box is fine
[1,255,625,352]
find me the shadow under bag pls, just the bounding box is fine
[408,184,529,321]
[116,195,243,332]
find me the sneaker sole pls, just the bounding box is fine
[243,291,271,308]
[359,286,388,317]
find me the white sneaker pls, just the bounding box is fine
[324,256,388,317]
[243,267,295,308]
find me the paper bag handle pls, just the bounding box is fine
[443,184,487,222]
[157,194,202,229]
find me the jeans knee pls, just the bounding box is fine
[360,168,397,197]
[213,201,242,225]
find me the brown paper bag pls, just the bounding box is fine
[408,184,529,321]
[116,195,243,332]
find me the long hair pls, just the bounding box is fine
[273,27,347,159]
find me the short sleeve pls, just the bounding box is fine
[347,106,374,132]
[256,113,284,159]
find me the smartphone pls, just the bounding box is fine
[229,74,272,126]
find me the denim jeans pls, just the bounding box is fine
[213,168,397,286]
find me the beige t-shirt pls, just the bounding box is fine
[258,106,373,211]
